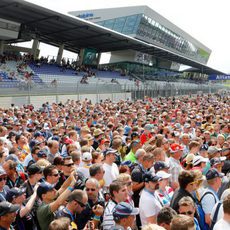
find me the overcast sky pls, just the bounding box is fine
[25,0,230,73]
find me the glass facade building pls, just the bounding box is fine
[95,14,210,65]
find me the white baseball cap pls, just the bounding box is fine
[156,170,171,179]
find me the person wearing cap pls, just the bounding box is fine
[140,124,153,145]
[6,185,39,230]
[217,134,225,149]
[84,134,95,153]
[57,189,88,230]
[203,131,211,146]
[210,157,224,173]
[154,161,170,174]
[110,202,139,230]
[130,132,139,142]
[80,126,91,139]
[23,145,41,169]
[77,152,92,179]
[22,163,42,194]
[192,155,209,173]
[103,181,129,230]
[96,139,110,152]
[0,201,20,230]
[139,171,163,225]
[0,169,9,202]
[199,144,208,158]
[36,173,77,230]
[33,131,45,143]
[168,143,183,190]
[156,171,174,207]
[200,168,223,227]
[92,129,104,150]
[102,148,119,187]
[207,146,222,160]
[60,137,74,158]
[170,171,197,213]
[124,140,141,163]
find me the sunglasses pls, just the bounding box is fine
[75,200,87,208]
[0,177,7,182]
[188,181,197,186]
[126,181,133,186]
[52,173,59,177]
[180,211,193,215]
[86,188,96,192]
[64,163,74,167]
[222,148,230,152]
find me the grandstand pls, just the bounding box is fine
[0,0,228,107]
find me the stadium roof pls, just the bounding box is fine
[0,0,225,75]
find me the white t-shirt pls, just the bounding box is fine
[103,163,119,187]
[77,163,91,179]
[139,189,162,226]
[213,218,230,230]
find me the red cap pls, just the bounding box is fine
[170,143,184,152]
[101,139,110,145]
[64,138,74,145]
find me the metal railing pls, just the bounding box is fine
[0,79,226,101]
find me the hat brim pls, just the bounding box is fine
[0,173,7,177]
[9,204,20,213]
[219,173,224,178]
[130,207,139,215]
[150,175,162,182]
[106,150,118,155]
[161,174,171,179]
[220,156,227,161]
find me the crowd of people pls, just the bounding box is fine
[0,93,229,230]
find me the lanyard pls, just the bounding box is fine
[64,208,75,222]
[158,188,171,201]
[0,188,6,201]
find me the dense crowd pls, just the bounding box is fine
[0,93,229,230]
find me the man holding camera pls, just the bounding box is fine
[75,178,104,229]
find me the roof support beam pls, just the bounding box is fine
[41,25,89,37]
[63,33,111,43]
[24,15,60,25]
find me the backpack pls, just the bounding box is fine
[196,191,217,230]
[210,201,222,230]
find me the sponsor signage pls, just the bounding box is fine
[208,74,230,80]
[78,13,94,19]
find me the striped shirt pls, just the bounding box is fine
[103,200,116,230]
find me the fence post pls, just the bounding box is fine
[96,78,99,103]
[55,84,58,103]
[77,81,80,100]
[28,80,31,105]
